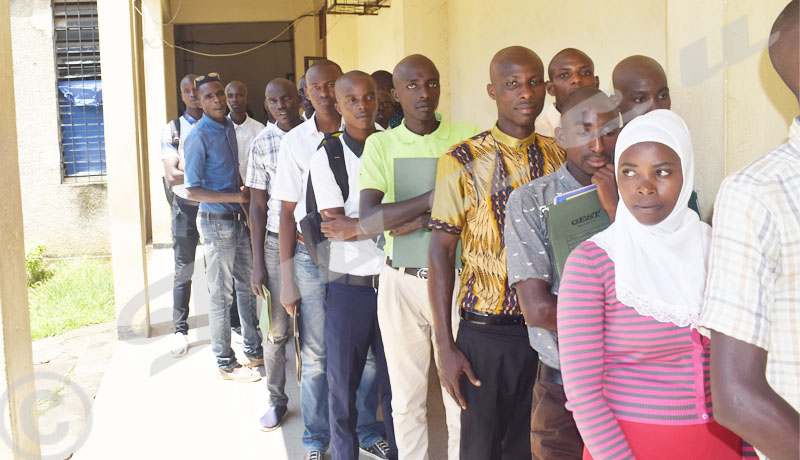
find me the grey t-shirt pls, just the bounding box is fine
[505,162,581,369]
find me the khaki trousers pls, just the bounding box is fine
[377,264,462,460]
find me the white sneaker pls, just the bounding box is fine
[218,364,261,383]
[170,332,189,358]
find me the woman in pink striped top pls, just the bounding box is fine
[556,110,755,459]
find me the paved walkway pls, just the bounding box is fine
[71,247,449,459]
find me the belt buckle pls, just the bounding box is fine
[416,268,428,280]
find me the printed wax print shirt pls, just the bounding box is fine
[699,116,800,419]
[506,162,581,368]
[558,241,756,460]
[309,132,385,276]
[183,114,241,213]
[430,126,565,316]
[245,122,290,234]
[358,115,479,259]
[160,113,198,199]
[228,114,265,181]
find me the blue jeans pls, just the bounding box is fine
[199,214,262,369]
[294,243,383,451]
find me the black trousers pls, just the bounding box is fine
[457,319,538,460]
[325,281,397,460]
[171,197,199,334]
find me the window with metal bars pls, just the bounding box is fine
[53,0,106,182]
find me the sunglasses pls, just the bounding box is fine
[194,72,221,88]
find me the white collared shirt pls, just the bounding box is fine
[245,122,290,233]
[228,114,265,180]
[160,114,198,199]
[309,133,385,276]
[534,102,561,138]
[272,113,381,232]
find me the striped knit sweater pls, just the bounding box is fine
[557,241,756,459]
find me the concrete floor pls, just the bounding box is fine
[70,247,449,460]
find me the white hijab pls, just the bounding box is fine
[590,109,711,328]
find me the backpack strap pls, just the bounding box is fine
[170,118,181,148]
[304,132,349,216]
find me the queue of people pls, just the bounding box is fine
[160,2,800,459]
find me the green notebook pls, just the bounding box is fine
[392,158,462,268]
[545,189,610,280]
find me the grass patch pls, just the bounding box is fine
[28,257,115,340]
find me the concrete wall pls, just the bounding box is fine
[326,0,797,220]
[10,0,110,256]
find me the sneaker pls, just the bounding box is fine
[170,332,189,358]
[360,438,391,459]
[303,451,323,460]
[241,355,264,368]
[218,364,261,383]
[231,327,243,345]
[258,405,288,432]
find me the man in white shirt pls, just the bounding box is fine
[534,48,599,137]
[226,80,265,181]
[225,80,266,336]
[309,71,396,460]
[247,78,304,432]
[272,60,385,460]
[161,73,201,358]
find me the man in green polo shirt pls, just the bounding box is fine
[358,54,478,460]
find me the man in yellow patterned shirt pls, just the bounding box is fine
[428,46,565,459]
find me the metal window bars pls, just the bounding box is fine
[53,0,106,182]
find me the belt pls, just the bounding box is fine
[460,309,525,326]
[537,361,563,386]
[267,231,279,238]
[198,210,245,221]
[174,194,199,206]
[297,232,305,245]
[328,271,379,289]
[385,257,428,280]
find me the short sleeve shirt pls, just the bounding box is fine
[505,162,581,368]
[183,114,241,213]
[160,113,198,199]
[309,132,385,276]
[245,122,289,233]
[358,116,480,258]
[272,114,344,232]
[228,114,265,181]
[430,126,566,316]
[699,117,800,415]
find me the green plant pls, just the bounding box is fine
[28,257,115,340]
[25,244,53,287]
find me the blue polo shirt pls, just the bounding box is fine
[184,114,241,213]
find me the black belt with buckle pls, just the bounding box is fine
[460,309,525,326]
[328,271,379,289]
[198,210,245,221]
[537,361,563,386]
[385,258,428,280]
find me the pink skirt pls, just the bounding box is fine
[582,419,752,460]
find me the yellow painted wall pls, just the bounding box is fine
[327,0,797,219]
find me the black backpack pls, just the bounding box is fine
[299,132,349,271]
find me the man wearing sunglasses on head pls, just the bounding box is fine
[184,73,263,383]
